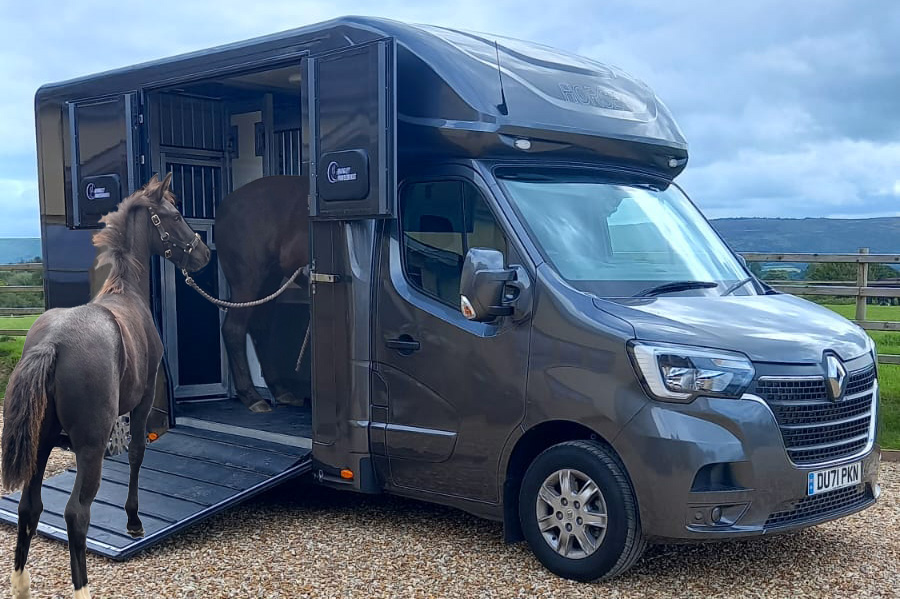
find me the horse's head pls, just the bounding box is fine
[144,173,211,272]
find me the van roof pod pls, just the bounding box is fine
[37,16,688,176]
[393,21,688,174]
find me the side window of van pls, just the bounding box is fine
[400,180,506,306]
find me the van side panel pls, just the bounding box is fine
[521,265,641,441]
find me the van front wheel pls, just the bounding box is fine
[518,440,645,581]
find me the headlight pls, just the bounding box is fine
[864,332,877,355]
[628,342,755,403]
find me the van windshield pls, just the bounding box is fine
[496,168,753,298]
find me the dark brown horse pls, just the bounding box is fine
[216,175,310,412]
[1,174,210,599]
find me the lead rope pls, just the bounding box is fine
[295,322,311,372]
[180,264,309,312]
[179,263,313,379]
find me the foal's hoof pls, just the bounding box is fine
[11,568,30,599]
[74,585,92,599]
[127,526,145,538]
[248,400,272,413]
[275,392,306,408]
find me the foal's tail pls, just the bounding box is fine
[1,343,56,491]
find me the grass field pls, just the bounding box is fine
[0,309,898,448]
[820,303,900,449]
[0,314,39,331]
[0,315,39,397]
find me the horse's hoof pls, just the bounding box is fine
[74,585,92,599]
[127,526,145,538]
[248,400,272,413]
[275,392,306,407]
[11,568,31,599]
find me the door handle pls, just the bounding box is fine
[385,335,420,354]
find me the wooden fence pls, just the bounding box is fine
[740,248,900,366]
[1,252,899,368]
[0,262,43,334]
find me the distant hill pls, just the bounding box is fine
[711,217,900,254]
[1,218,897,266]
[0,238,41,264]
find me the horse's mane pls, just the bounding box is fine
[91,175,175,383]
[92,177,175,296]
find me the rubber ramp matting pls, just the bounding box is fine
[0,426,311,559]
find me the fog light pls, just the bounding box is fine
[711,506,723,523]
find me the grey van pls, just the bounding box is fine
[9,16,880,582]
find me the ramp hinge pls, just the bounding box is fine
[310,272,341,284]
[139,155,146,165]
[138,113,144,124]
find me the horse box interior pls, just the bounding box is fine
[9,16,688,559]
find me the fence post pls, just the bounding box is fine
[856,247,869,322]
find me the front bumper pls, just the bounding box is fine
[612,389,881,542]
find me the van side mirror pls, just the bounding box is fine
[460,248,532,322]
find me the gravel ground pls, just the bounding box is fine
[0,412,897,599]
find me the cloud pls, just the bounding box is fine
[575,2,900,147]
[0,0,898,233]
[680,140,900,218]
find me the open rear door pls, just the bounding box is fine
[309,39,396,219]
[0,428,311,559]
[307,40,395,473]
[67,93,142,229]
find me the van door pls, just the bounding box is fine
[308,39,395,220]
[307,39,395,481]
[67,94,142,229]
[373,168,530,503]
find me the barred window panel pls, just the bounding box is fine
[275,128,302,175]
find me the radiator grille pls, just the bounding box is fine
[755,365,876,465]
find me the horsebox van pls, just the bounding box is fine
[1,16,881,581]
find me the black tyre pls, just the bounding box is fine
[519,440,645,581]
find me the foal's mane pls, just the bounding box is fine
[93,176,176,296]
[90,175,175,382]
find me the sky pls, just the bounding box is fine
[0,0,898,237]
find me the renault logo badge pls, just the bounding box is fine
[825,355,847,401]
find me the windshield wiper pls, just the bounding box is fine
[721,276,755,296]
[633,280,719,297]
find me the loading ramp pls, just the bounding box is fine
[0,426,312,560]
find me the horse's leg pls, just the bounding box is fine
[64,444,105,599]
[11,428,55,599]
[248,272,305,408]
[222,305,271,413]
[123,377,155,537]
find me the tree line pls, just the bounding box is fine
[749,261,899,282]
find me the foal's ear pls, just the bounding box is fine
[160,172,176,205]
[147,172,172,203]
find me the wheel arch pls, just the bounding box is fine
[501,420,630,543]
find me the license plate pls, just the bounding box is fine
[807,461,861,496]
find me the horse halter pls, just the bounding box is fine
[147,206,201,264]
